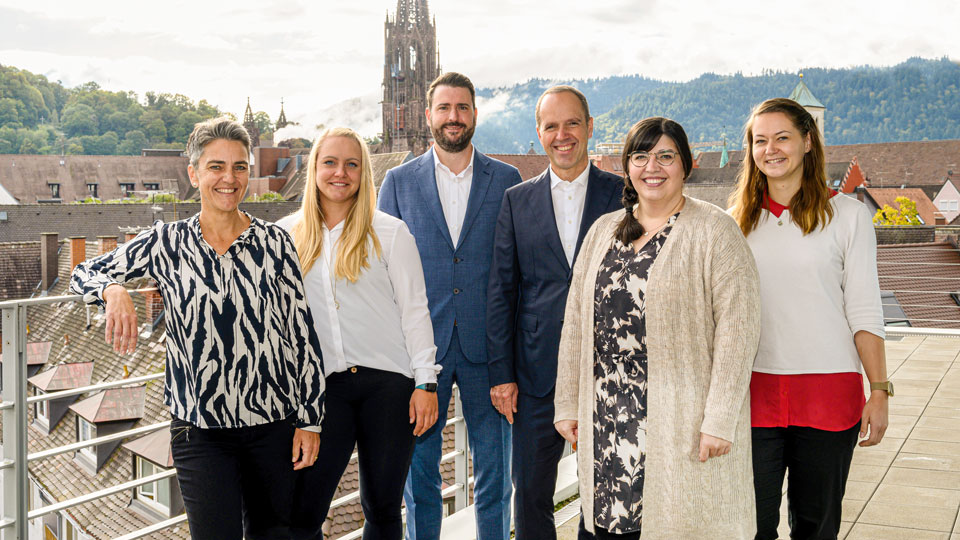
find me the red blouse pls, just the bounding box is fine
[751,192,865,431]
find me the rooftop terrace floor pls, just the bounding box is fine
[558,333,960,539]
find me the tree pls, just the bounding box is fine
[252,111,274,138]
[873,196,922,226]
[118,129,148,155]
[61,103,98,137]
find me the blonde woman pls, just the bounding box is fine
[278,128,440,540]
[729,98,888,540]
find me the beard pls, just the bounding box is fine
[431,121,475,153]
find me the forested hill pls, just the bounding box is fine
[473,57,960,153]
[0,65,225,155]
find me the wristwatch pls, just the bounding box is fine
[416,383,438,393]
[870,381,894,397]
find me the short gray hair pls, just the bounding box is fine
[186,116,251,168]
[535,85,590,127]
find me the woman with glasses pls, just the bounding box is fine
[277,127,439,540]
[554,117,761,539]
[729,98,888,540]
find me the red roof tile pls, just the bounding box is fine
[877,242,960,328]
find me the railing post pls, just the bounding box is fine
[453,385,468,512]
[2,305,29,540]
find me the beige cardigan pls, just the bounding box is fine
[554,197,761,537]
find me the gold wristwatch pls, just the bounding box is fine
[870,381,894,397]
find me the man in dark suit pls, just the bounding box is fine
[487,86,623,540]
[378,72,522,540]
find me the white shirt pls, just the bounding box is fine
[549,165,589,266]
[433,146,475,248]
[277,211,440,385]
[746,195,884,375]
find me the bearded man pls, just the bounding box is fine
[379,72,522,540]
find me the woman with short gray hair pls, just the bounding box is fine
[72,116,326,540]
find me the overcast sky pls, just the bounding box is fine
[1,0,958,132]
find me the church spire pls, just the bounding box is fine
[276,98,289,130]
[242,97,260,148]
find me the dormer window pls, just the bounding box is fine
[86,183,98,199]
[77,417,97,463]
[48,183,60,199]
[35,390,49,427]
[119,183,135,197]
[123,428,184,520]
[144,182,160,191]
[135,456,172,516]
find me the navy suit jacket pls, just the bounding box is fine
[378,149,522,365]
[486,164,622,397]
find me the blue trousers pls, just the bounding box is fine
[513,390,565,540]
[404,328,512,540]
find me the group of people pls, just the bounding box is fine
[71,71,891,540]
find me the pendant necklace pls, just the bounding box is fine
[324,239,340,310]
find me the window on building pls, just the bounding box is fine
[86,183,98,199]
[135,456,172,515]
[48,183,60,199]
[34,390,48,426]
[143,182,160,191]
[119,183,135,197]
[77,417,96,462]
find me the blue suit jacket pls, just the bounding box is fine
[378,149,522,365]
[486,164,622,397]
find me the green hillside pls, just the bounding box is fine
[591,57,960,148]
[0,64,225,155]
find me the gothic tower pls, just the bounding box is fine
[242,97,261,148]
[381,0,440,155]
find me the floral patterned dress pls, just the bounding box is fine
[592,213,678,534]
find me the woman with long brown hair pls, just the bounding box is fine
[729,98,889,540]
[278,128,440,540]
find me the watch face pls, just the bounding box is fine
[424,383,438,392]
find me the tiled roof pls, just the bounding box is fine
[26,341,53,366]
[591,155,624,177]
[70,386,146,423]
[0,154,190,204]
[864,188,940,225]
[0,241,41,300]
[877,242,960,328]
[487,154,550,181]
[122,428,173,468]
[28,362,94,392]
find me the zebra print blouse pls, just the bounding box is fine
[70,214,325,430]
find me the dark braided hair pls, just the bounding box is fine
[614,117,693,244]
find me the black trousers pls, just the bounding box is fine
[170,416,296,540]
[577,516,640,540]
[752,423,860,540]
[292,366,416,540]
[513,390,566,540]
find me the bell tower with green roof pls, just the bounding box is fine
[788,74,826,142]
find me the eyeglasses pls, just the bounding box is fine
[628,151,678,168]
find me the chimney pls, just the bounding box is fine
[855,185,865,204]
[935,212,946,226]
[124,231,138,243]
[98,235,118,256]
[40,232,59,290]
[144,281,164,325]
[69,236,86,273]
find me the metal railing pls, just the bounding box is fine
[0,292,471,540]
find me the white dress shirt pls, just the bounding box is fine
[434,146,475,247]
[277,211,440,385]
[550,165,589,266]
